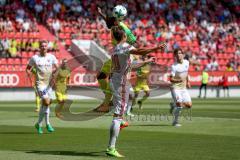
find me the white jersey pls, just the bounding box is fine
[171,59,189,89]
[111,42,135,84]
[28,53,58,86]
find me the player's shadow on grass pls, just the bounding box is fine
[26,150,105,157]
[0,132,35,135]
[132,124,170,127]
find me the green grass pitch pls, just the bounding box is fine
[0,98,240,160]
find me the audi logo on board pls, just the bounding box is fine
[0,74,19,86]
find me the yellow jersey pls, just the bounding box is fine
[136,63,151,83]
[55,67,71,93]
[100,59,112,75]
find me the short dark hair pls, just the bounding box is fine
[39,40,48,46]
[173,48,183,55]
[112,26,125,42]
[106,16,117,29]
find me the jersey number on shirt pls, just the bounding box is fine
[112,55,120,71]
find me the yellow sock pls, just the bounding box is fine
[36,96,41,110]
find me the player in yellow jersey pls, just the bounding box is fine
[54,59,71,118]
[94,59,113,112]
[132,55,152,109]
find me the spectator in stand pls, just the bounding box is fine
[8,43,18,57]
[1,38,10,56]
[237,63,240,72]
[34,2,43,20]
[5,17,13,32]
[25,39,33,51]
[16,7,25,23]
[19,39,27,52]
[47,40,58,51]
[206,57,219,71]
[53,0,62,15]
[52,19,61,37]
[235,45,240,56]
[0,0,6,6]
[0,18,4,32]
[226,62,234,71]
[31,18,39,32]
[22,19,31,32]
[0,39,6,57]
[32,39,40,52]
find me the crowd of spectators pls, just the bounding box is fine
[0,0,240,71]
[0,38,58,58]
[0,0,39,33]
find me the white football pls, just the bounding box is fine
[113,5,127,20]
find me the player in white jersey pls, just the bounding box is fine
[169,48,192,127]
[26,40,58,134]
[106,26,166,157]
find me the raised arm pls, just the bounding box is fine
[130,43,166,56]
[132,57,154,69]
[189,58,201,66]
[97,7,107,21]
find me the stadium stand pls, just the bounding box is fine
[0,0,240,72]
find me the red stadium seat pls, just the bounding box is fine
[21,52,28,58]
[7,32,15,38]
[7,58,14,64]
[0,58,7,64]
[65,33,71,39]
[162,53,168,58]
[21,58,29,65]
[22,32,29,39]
[15,32,22,39]
[64,27,71,33]
[65,39,72,46]
[28,52,35,57]
[0,65,5,71]
[218,59,226,65]
[100,33,108,40]
[59,32,65,40]
[167,53,173,59]
[14,58,21,64]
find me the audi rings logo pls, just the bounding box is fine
[73,73,97,85]
[0,74,19,86]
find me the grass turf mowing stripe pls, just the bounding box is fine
[0,125,240,160]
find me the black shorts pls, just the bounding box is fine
[223,86,229,89]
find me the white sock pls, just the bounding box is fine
[37,106,45,127]
[173,107,182,124]
[44,106,50,125]
[126,100,132,114]
[108,117,122,149]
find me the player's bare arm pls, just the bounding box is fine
[97,7,107,21]
[132,57,154,69]
[169,75,183,83]
[130,43,166,55]
[26,65,34,86]
[189,58,201,66]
